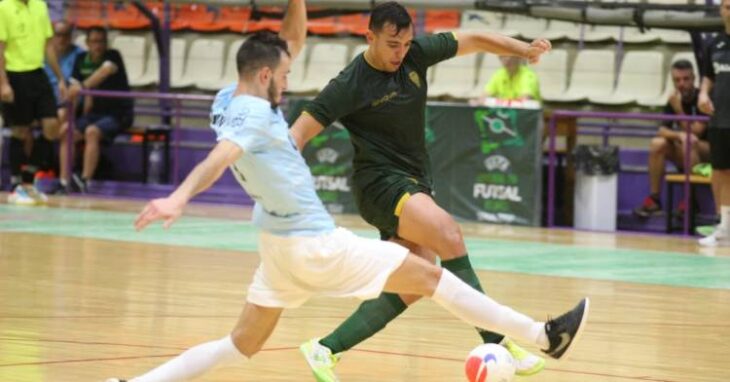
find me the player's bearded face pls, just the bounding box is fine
[268,53,291,108]
[369,23,413,72]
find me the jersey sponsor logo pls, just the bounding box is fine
[210,108,249,129]
[484,155,511,172]
[408,71,421,88]
[316,148,339,164]
[371,91,398,107]
[713,62,730,74]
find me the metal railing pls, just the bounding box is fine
[547,110,711,235]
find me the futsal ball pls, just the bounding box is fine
[464,344,516,382]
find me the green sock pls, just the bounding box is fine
[319,292,407,354]
[441,255,505,344]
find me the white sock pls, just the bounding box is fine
[720,206,730,234]
[131,335,244,382]
[430,270,548,349]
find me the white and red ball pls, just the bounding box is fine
[464,344,516,382]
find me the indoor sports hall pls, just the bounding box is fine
[1,1,728,381]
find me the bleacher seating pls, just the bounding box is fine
[589,51,664,105]
[296,43,349,93]
[502,15,551,40]
[186,39,226,90]
[111,35,148,87]
[533,49,569,102]
[169,39,194,88]
[81,2,702,106]
[471,54,502,98]
[428,53,479,98]
[195,39,245,91]
[350,44,368,61]
[108,2,151,30]
[549,49,616,102]
[460,11,503,32]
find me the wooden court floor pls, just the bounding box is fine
[1,195,729,382]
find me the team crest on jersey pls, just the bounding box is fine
[409,71,421,88]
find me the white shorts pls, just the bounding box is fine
[246,227,409,308]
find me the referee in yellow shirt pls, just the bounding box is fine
[484,56,541,101]
[0,0,66,205]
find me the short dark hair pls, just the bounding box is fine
[671,59,694,72]
[236,31,290,77]
[86,26,108,41]
[369,1,412,34]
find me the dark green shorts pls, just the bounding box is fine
[353,170,432,240]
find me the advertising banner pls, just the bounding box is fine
[427,104,542,226]
[288,100,542,225]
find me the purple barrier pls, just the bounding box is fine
[547,110,711,236]
[66,89,215,186]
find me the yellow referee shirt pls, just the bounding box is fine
[484,65,541,101]
[0,0,53,72]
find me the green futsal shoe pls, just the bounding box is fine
[300,338,342,382]
[697,225,716,237]
[502,338,546,376]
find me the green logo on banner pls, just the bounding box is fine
[473,109,524,154]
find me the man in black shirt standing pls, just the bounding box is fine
[61,26,133,193]
[634,60,710,218]
[699,0,730,247]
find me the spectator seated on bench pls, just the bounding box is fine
[633,60,710,218]
[58,27,133,194]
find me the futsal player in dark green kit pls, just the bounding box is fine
[291,2,554,380]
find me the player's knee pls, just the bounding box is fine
[437,222,466,258]
[10,127,30,139]
[230,329,262,358]
[650,137,667,153]
[42,119,60,140]
[418,263,443,297]
[85,126,101,141]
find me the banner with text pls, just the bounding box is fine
[427,104,542,226]
[288,100,542,225]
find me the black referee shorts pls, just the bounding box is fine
[1,69,57,128]
[708,128,730,170]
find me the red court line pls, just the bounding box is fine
[0,314,457,321]
[0,337,187,351]
[3,315,728,329]
[0,354,179,368]
[0,342,678,381]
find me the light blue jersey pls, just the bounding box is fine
[210,85,336,236]
[44,44,84,104]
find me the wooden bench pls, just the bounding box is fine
[125,124,171,183]
[665,173,711,233]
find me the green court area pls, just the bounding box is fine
[2,205,729,290]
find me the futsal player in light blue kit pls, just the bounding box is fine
[107,1,588,381]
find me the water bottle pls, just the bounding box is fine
[147,142,162,184]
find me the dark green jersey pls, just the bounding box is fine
[304,32,458,183]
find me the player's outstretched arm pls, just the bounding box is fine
[290,112,324,151]
[453,31,551,64]
[134,140,243,231]
[279,0,307,61]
